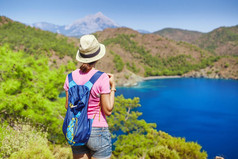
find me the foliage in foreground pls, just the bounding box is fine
[0,122,72,159]
[108,95,207,159]
[0,45,76,143]
[0,45,207,158]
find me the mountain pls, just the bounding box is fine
[31,12,119,37]
[31,22,63,33]
[194,25,238,55]
[154,26,238,55]
[137,29,151,34]
[94,28,220,79]
[154,28,204,43]
[64,12,119,36]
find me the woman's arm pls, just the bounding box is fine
[65,91,68,109]
[100,73,116,116]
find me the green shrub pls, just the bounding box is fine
[113,53,124,72]
[126,62,140,73]
[207,71,212,75]
[0,45,68,143]
[148,145,180,159]
[224,63,229,68]
[51,145,72,159]
[0,122,72,159]
[0,123,52,158]
[124,74,130,79]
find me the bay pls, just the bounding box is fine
[116,78,238,159]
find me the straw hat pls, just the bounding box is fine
[76,34,106,63]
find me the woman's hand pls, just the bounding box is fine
[107,73,115,89]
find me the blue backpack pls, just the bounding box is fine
[62,71,103,146]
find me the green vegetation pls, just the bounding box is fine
[104,34,148,57]
[104,34,219,76]
[126,62,140,73]
[0,16,77,58]
[111,51,124,72]
[197,25,238,55]
[0,45,207,158]
[0,122,72,159]
[0,45,75,143]
[224,63,229,68]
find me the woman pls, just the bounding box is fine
[63,34,115,159]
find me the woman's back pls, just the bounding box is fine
[64,68,110,127]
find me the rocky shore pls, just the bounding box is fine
[116,73,181,87]
[183,67,238,80]
[115,70,143,87]
[116,69,237,87]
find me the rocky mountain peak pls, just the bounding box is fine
[32,12,119,37]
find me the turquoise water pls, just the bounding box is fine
[116,78,238,159]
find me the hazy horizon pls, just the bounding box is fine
[0,0,238,33]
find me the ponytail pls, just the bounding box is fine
[80,61,97,73]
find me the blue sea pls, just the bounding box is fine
[116,78,238,159]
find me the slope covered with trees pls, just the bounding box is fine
[0,16,78,58]
[153,25,238,56]
[194,25,238,55]
[95,28,219,78]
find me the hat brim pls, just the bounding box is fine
[76,44,106,63]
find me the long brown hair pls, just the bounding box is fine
[80,61,97,73]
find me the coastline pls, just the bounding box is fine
[117,74,237,87]
[117,75,182,87]
[143,75,182,80]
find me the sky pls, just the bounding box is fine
[0,0,237,33]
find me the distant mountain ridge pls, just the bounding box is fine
[32,12,120,37]
[154,26,238,55]
[154,28,204,42]
[32,22,63,33]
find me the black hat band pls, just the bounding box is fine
[80,48,100,58]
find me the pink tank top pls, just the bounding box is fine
[63,68,110,127]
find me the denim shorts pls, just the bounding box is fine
[71,127,112,159]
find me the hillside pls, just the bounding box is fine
[194,25,238,55]
[154,26,238,56]
[94,28,225,84]
[1,16,237,86]
[154,28,204,43]
[183,56,238,79]
[0,16,79,58]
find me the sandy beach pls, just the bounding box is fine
[143,75,182,80]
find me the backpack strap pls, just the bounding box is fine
[89,71,104,84]
[68,72,77,89]
[84,71,103,90]
[68,72,73,83]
